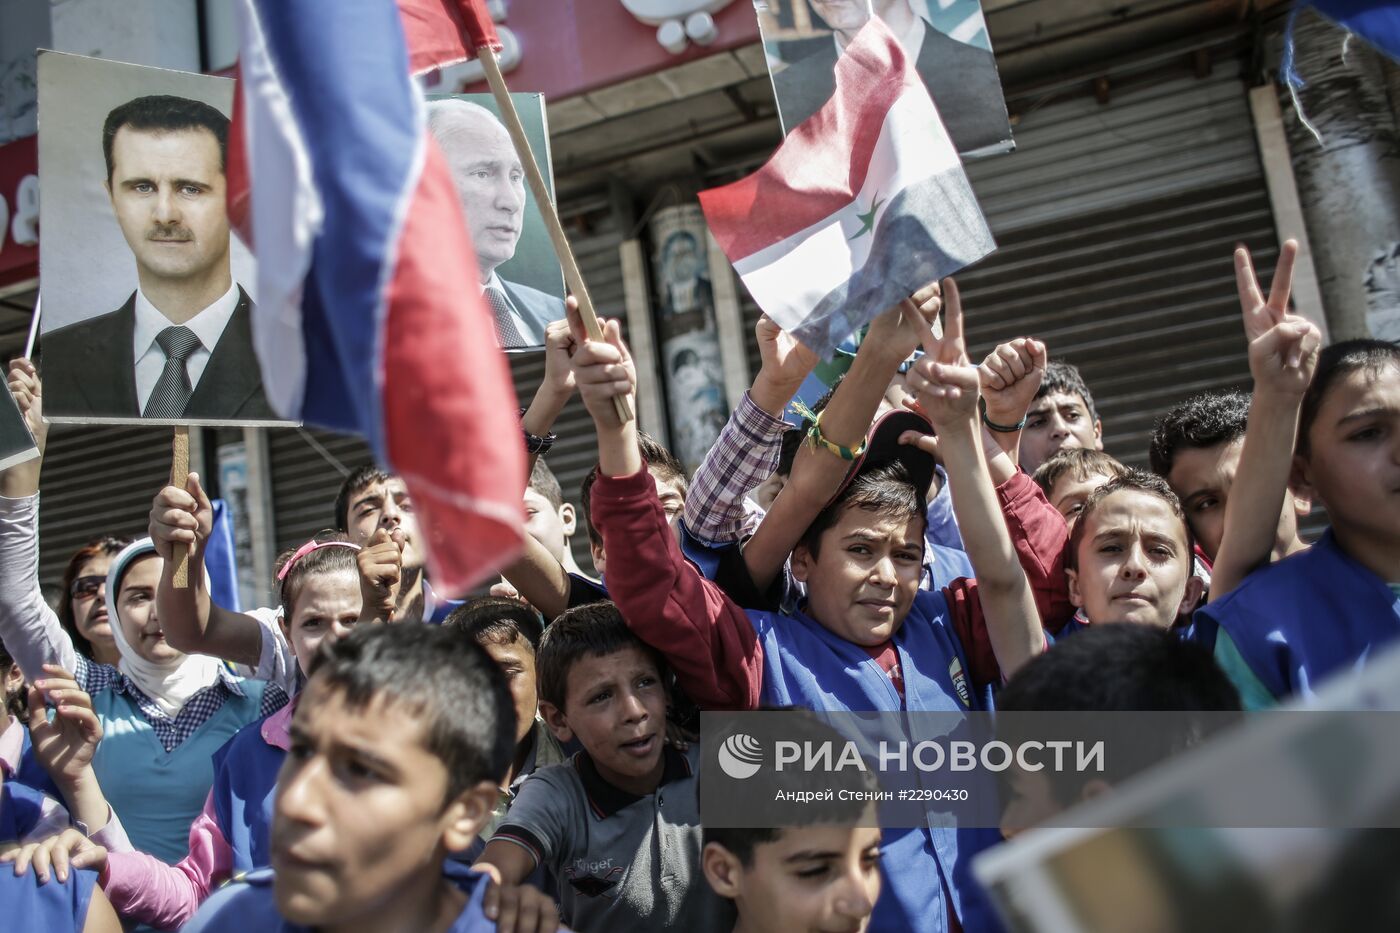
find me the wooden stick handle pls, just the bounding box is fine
[168,427,191,588]
[476,48,634,424]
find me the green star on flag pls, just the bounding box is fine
[849,192,884,241]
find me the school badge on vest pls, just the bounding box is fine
[949,658,971,708]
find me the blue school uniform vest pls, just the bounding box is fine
[747,589,1003,933]
[210,712,286,874]
[0,860,96,933]
[0,780,49,841]
[14,727,63,801]
[182,861,498,932]
[1191,530,1400,703]
[89,682,267,864]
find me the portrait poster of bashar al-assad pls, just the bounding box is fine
[758,0,1014,158]
[0,388,38,472]
[37,52,281,425]
[427,93,566,351]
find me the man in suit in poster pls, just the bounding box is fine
[43,94,272,421]
[774,0,1010,155]
[427,98,564,350]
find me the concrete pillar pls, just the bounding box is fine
[649,204,730,474]
[1278,9,1400,341]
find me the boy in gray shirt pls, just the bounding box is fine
[477,602,733,933]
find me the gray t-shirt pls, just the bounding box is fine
[491,743,733,933]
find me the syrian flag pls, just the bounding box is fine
[230,0,525,594]
[699,18,994,358]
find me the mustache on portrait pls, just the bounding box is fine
[147,222,195,242]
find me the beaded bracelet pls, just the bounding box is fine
[979,397,1028,433]
[805,411,867,461]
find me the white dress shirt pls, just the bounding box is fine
[833,14,926,59]
[481,270,543,347]
[132,282,241,408]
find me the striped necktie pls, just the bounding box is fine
[486,287,525,349]
[143,326,202,418]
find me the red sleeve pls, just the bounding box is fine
[998,471,1074,633]
[590,465,763,711]
[945,472,1068,688]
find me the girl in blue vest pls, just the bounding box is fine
[1194,339,1400,707]
[5,537,365,930]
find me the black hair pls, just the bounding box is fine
[535,601,667,711]
[997,624,1241,804]
[798,461,926,561]
[333,465,393,533]
[702,708,881,866]
[1296,339,1400,457]
[580,431,687,547]
[273,533,359,619]
[1035,360,1098,424]
[671,349,701,375]
[445,596,544,651]
[1066,470,1191,571]
[0,641,25,720]
[309,623,515,801]
[58,534,131,661]
[1032,448,1129,498]
[1148,391,1250,478]
[102,95,229,184]
[528,460,564,511]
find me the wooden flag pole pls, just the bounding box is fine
[168,427,192,588]
[475,48,635,424]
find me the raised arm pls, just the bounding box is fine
[571,304,762,710]
[743,286,942,591]
[521,316,577,478]
[499,532,573,622]
[683,315,816,545]
[905,282,1042,678]
[977,337,1047,466]
[149,474,262,666]
[1209,241,1320,600]
[0,360,80,680]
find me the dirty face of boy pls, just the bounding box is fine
[1067,489,1200,629]
[792,504,924,648]
[271,679,484,929]
[549,645,669,797]
[1021,392,1102,474]
[711,823,883,933]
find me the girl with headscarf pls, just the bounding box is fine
[0,360,283,862]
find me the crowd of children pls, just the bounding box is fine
[1,236,1397,932]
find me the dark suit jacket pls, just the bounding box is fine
[41,286,276,421]
[773,25,1010,155]
[499,278,566,350]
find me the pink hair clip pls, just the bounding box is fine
[276,540,361,582]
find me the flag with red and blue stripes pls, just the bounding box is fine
[229,0,524,594]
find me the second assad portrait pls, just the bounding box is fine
[42,93,273,421]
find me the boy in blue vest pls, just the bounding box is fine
[183,622,546,933]
[476,601,731,933]
[573,287,1052,933]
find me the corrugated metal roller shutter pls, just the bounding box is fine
[739,56,1275,475]
[264,208,626,584]
[958,57,1274,468]
[0,290,174,594]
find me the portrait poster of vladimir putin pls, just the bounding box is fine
[427,93,566,351]
[37,52,278,425]
[760,0,1013,157]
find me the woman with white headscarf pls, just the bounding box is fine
[0,361,283,862]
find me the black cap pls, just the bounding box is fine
[829,409,937,504]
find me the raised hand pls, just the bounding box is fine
[148,473,214,563]
[357,527,405,623]
[979,337,1047,428]
[865,280,943,366]
[566,298,636,431]
[6,358,45,450]
[540,313,578,402]
[902,279,980,432]
[26,665,102,786]
[1236,240,1320,397]
[751,314,819,415]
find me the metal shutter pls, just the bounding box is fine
[957,57,1275,468]
[263,206,627,586]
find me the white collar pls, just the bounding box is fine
[834,14,925,58]
[481,270,505,293]
[133,281,241,361]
